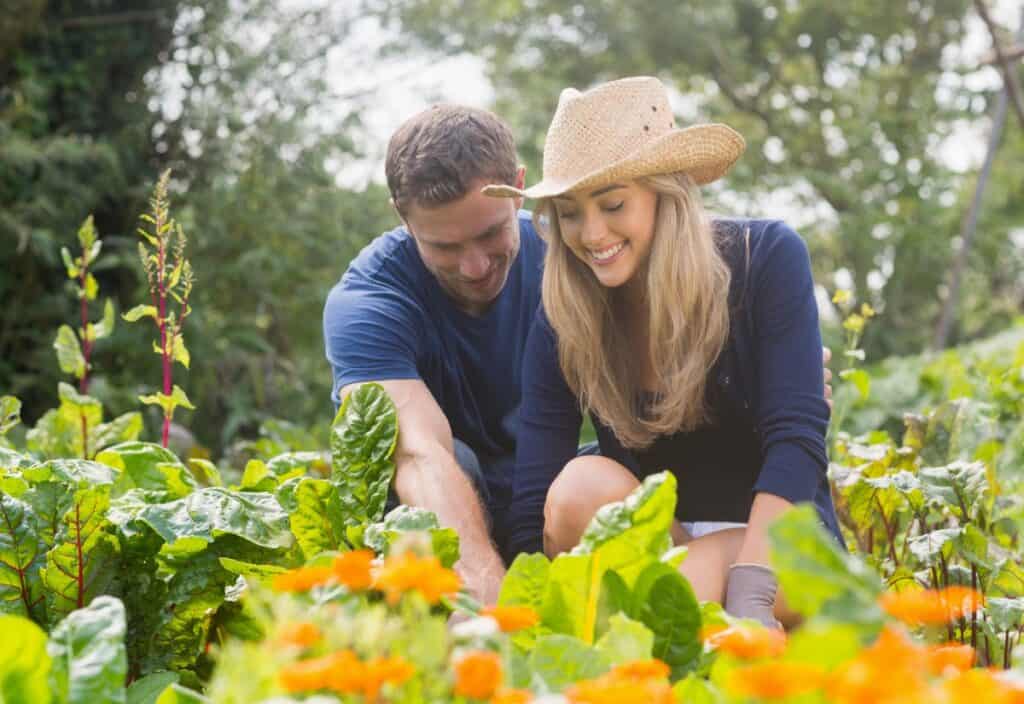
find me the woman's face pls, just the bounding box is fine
[552,181,658,289]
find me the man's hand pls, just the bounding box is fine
[823,346,833,410]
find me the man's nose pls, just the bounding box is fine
[459,249,490,280]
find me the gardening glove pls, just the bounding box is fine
[724,563,782,630]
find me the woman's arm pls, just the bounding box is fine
[506,308,584,558]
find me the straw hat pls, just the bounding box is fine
[482,76,745,200]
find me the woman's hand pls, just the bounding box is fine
[724,563,781,629]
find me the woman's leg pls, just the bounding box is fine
[541,455,800,627]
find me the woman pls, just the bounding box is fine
[484,76,842,628]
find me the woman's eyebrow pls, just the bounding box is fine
[589,184,625,197]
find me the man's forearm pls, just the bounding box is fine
[393,447,506,604]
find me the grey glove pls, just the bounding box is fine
[724,563,781,630]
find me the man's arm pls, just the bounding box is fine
[339,378,505,605]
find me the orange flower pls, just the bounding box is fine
[939,668,1023,704]
[275,621,321,648]
[566,677,674,704]
[279,651,350,692]
[454,651,503,700]
[701,624,786,659]
[272,566,334,593]
[607,659,670,681]
[879,586,984,626]
[926,643,975,676]
[361,655,416,701]
[825,627,929,704]
[490,687,533,704]
[333,549,375,591]
[374,551,462,605]
[481,605,539,632]
[324,650,368,695]
[728,661,825,700]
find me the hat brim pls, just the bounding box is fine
[482,123,745,200]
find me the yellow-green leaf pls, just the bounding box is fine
[61,247,79,279]
[54,325,86,378]
[123,305,158,323]
[84,273,99,301]
[172,334,190,369]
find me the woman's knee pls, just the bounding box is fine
[543,456,639,553]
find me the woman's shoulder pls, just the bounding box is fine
[713,218,809,276]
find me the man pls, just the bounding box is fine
[323,104,833,605]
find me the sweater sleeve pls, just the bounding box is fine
[750,223,831,505]
[506,308,582,557]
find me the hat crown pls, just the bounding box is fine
[542,77,676,187]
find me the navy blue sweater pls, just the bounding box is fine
[507,219,842,557]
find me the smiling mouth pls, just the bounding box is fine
[589,242,626,264]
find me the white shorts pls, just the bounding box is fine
[682,521,747,539]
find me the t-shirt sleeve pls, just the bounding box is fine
[750,222,831,505]
[507,308,582,557]
[322,281,424,407]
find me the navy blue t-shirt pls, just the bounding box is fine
[322,212,544,509]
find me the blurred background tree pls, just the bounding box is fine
[2,0,1021,456]
[375,0,1024,357]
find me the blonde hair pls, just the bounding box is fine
[534,172,732,449]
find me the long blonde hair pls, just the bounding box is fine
[534,172,732,449]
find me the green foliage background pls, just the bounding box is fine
[2,0,1022,455]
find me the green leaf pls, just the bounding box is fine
[77,215,97,252]
[172,335,189,370]
[239,460,275,491]
[919,460,988,519]
[361,505,460,567]
[126,672,179,704]
[540,553,592,640]
[986,597,1024,632]
[594,570,631,643]
[630,562,702,678]
[40,487,120,623]
[84,274,99,301]
[783,621,867,667]
[62,246,80,278]
[55,325,86,378]
[122,305,158,323]
[217,557,287,579]
[138,386,195,417]
[91,414,145,456]
[0,614,51,704]
[840,368,871,399]
[89,300,116,342]
[0,396,21,436]
[114,487,292,551]
[47,595,128,704]
[289,478,348,559]
[155,684,209,704]
[0,493,46,621]
[528,634,610,693]
[594,613,654,666]
[907,527,961,565]
[769,505,884,625]
[331,383,399,525]
[186,459,222,488]
[96,442,196,499]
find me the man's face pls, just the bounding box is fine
[403,176,524,316]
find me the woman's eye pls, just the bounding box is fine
[557,211,579,221]
[604,201,624,213]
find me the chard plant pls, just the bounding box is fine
[123,170,195,448]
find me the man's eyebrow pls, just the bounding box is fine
[475,220,507,240]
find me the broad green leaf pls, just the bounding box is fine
[528,634,610,693]
[919,461,988,519]
[499,552,552,610]
[0,396,21,436]
[0,614,51,704]
[673,674,724,704]
[96,442,196,499]
[126,672,179,704]
[55,325,86,378]
[0,493,45,620]
[362,505,460,567]
[631,562,702,678]
[769,505,884,625]
[265,451,327,478]
[331,383,398,525]
[122,305,158,323]
[186,459,222,487]
[239,460,275,492]
[594,570,632,642]
[217,557,287,580]
[119,487,292,551]
[540,553,592,640]
[91,413,145,455]
[40,487,120,622]
[47,595,127,704]
[920,399,999,466]
[954,523,992,572]
[783,621,867,667]
[289,478,347,559]
[27,459,116,490]
[594,613,654,665]
[987,597,1024,632]
[155,683,210,703]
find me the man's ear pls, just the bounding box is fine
[389,197,409,229]
[513,165,526,210]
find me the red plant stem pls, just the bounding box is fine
[80,412,89,460]
[74,502,85,609]
[875,497,899,566]
[0,502,37,619]
[1006,631,1012,669]
[971,567,978,651]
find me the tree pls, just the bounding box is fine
[377,0,1021,356]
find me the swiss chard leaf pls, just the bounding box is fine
[362,505,460,567]
[594,613,654,666]
[0,613,52,704]
[528,634,610,693]
[0,395,21,437]
[0,493,46,621]
[47,595,128,704]
[630,562,702,678]
[96,442,196,500]
[331,383,398,525]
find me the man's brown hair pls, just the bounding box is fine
[386,104,518,215]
